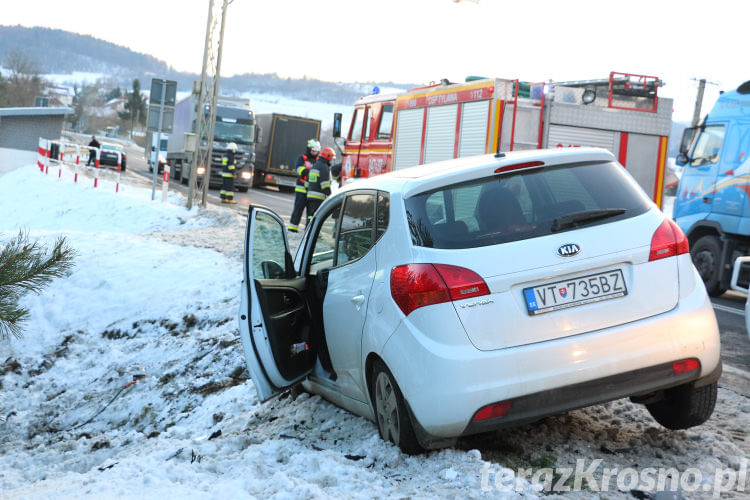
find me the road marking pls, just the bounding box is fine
[712,303,745,317]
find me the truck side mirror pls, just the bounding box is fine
[679,126,698,155]
[333,113,342,139]
[676,153,689,167]
[255,125,263,144]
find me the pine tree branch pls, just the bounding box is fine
[0,231,76,339]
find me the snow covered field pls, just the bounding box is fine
[0,163,748,499]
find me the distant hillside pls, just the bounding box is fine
[0,25,414,105]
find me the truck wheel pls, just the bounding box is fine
[691,235,726,296]
[371,360,422,455]
[237,186,249,193]
[646,381,717,430]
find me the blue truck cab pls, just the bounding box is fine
[674,81,750,295]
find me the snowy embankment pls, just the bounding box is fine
[0,164,748,499]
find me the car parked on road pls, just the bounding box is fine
[238,147,722,454]
[99,143,127,171]
[730,256,750,340]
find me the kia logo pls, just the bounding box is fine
[557,243,581,257]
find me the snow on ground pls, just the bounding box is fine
[0,162,748,499]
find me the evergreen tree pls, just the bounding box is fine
[120,79,147,139]
[0,231,76,339]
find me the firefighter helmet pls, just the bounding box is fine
[320,147,336,161]
[306,139,321,153]
[228,142,237,152]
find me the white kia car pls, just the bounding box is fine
[238,148,722,454]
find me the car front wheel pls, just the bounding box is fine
[646,381,717,430]
[371,360,422,455]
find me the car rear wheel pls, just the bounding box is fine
[371,360,422,455]
[691,235,726,296]
[645,381,717,430]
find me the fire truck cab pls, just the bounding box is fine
[334,72,673,207]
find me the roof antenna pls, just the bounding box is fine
[494,131,504,158]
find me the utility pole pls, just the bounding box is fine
[188,0,232,209]
[691,78,706,127]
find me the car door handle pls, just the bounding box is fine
[351,295,366,310]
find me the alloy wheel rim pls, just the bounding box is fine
[375,372,399,445]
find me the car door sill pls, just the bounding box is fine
[304,375,375,422]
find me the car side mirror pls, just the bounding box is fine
[333,113,342,139]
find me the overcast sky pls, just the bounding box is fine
[3,0,745,122]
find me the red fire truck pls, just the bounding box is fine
[333,72,673,207]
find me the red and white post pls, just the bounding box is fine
[74,144,80,183]
[45,140,50,175]
[94,148,100,188]
[57,142,63,179]
[115,151,122,193]
[161,163,170,202]
[37,138,46,172]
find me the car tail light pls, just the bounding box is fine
[672,358,700,375]
[473,401,512,421]
[390,264,489,316]
[649,219,689,261]
[433,264,490,301]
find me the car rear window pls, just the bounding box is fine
[404,161,651,249]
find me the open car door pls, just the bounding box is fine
[238,207,315,402]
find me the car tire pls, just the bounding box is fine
[645,381,717,430]
[371,360,422,455]
[691,235,726,296]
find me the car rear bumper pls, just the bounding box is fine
[381,271,721,440]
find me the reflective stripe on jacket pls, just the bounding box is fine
[221,150,237,178]
[305,157,331,200]
[294,153,316,193]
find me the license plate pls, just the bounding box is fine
[523,269,627,316]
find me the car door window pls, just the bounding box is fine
[252,211,289,279]
[376,192,389,240]
[362,107,371,142]
[690,125,725,167]
[377,105,394,140]
[309,202,342,274]
[350,108,364,142]
[336,193,376,266]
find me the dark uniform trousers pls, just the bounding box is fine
[220,152,236,202]
[289,154,315,231]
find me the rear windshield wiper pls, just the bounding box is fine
[551,209,626,232]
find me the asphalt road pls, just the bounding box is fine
[120,139,296,221]
[87,135,750,396]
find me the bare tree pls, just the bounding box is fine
[0,50,48,107]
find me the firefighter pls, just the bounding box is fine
[288,139,320,232]
[305,146,336,219]
[220,142,238,204]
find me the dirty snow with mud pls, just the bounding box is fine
[0,163,748,500]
